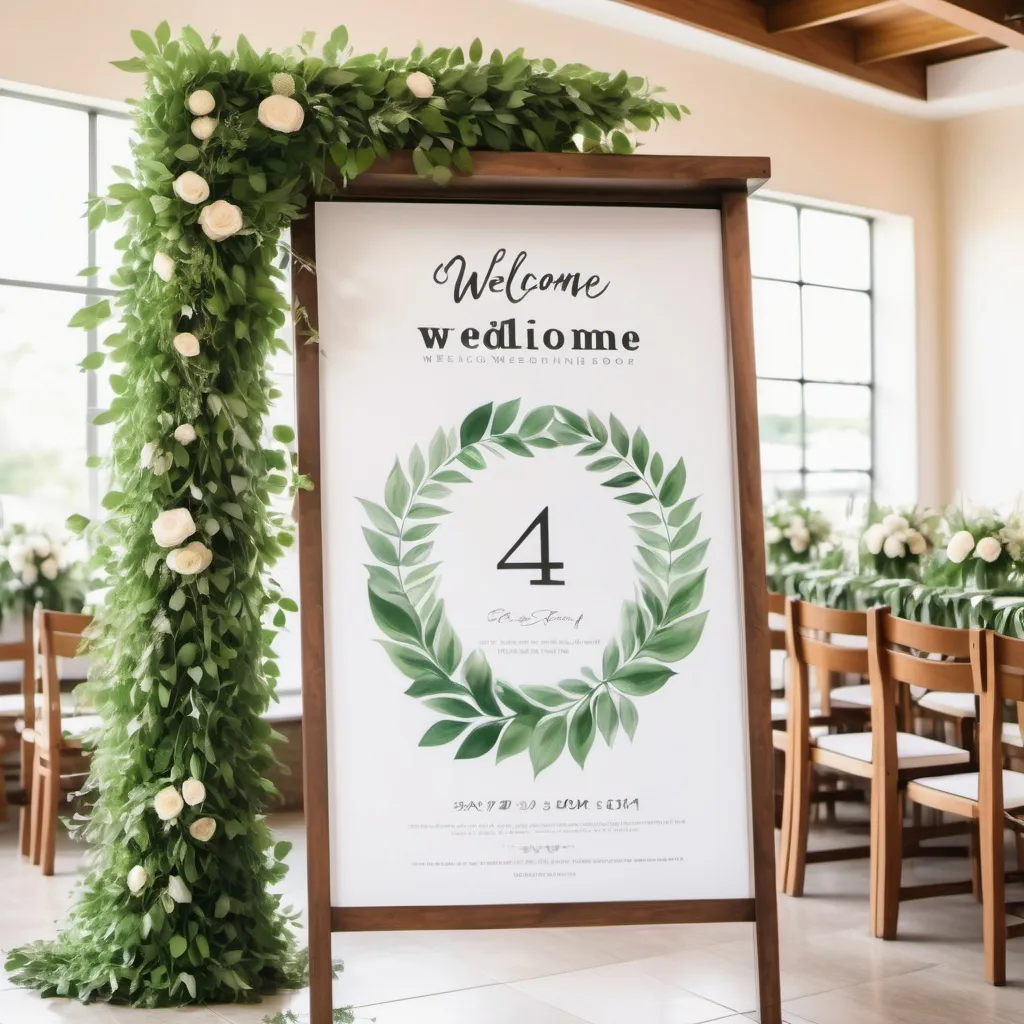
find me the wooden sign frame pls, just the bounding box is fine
[293,152,779,1024]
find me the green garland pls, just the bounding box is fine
[4,23,679,1010]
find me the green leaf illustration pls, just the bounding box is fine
[668,496,697,527]
[529,714,567,776]
[645,612,708,662]
[650,452,664,486]
[362,527,399,566]
[491,398,521,434]
[384,458,410,516]
[666,571,707,619]
[497,719,535,762]
[603,472,641,488]
[424,697,482,719]
[520,405,554,436]
[609,662,676,696]
[522,684,571,708]
[367,585,419,642]
[588,456,622,472]
[619,695,639,740]
[419,720,470,746]
[595,691,619,746]
[609,413,629,456]
[455,721,504,759]
[568,702,596,767]
[463,650,502,717]
[460,402,493,447]
[631,427,650,472]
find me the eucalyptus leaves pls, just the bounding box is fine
[361,400,708,776]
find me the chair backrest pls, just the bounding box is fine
[35,609,92,757]
[0,606,36,732]
[986,630,1024,748]
[867,607,979,770]
[785,597,869,721]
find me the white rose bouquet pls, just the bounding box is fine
[859,504,940,580]
[0,524,86,626]
[764,500,832,569]
[936,504,1024,590]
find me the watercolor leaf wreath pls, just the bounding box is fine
[361,401,708,776]
[4,22,682,1009]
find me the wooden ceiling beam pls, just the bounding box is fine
[900,0,1024,49]
[620,0,927,97]
[857,15,979,62]
[767,1,902,33]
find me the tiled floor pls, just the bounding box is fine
[1,807,1022,1023]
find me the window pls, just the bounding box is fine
[749,198,873,523]
[0,89,297,530]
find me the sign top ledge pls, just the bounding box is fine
[319,152,771,205]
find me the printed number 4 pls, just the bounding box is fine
[496,506,565,586]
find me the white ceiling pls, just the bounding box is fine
[518,0,1024,120]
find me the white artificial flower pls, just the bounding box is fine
[153,252,175,282]
[29,534,51,558]
[167,541,213,576]
[127,865,148,894]
[152,508,197,549]
[190,116,218,140]
[40,557,59,581]
[863,523,887,555]
[181,777,206,806]
[883,534,906,559]
[907,530,928,556]
[21,565,38,586]
[787,515,806,533]
[167,875,192,904]
[257,93,304,133]
[947,530,976,564]
[406,71,435,98]
[172,170,210,205]
[271,72,295,96]
[189,817,217,842]
[7,542,28,573]
[882,514,909,532]
[976,536,1002,563]
[154,785,184,821]
[198,200,244,242]
[790,532,809,555]
[173,332,201,358]
[152,452,173,477]
[174,424,197,445]
[765,526,783,545]
[140,442,157,469]
[187,89,216,115]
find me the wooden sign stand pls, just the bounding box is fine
[293,152,780,1024]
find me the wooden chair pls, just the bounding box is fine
[26,609,97,876]
[779,598,877,895]
[887,629,1024,984]
[0,607,35,835]
[781,598,971,899]
[867,608,984,943]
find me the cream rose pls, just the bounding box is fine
[947,530,976,564]
[30,534,51,557]
[167,876,192,904]
[173,332,200,358]
[190,116,218,141]
[154,785,184,821]
[883,534,906,559]
[182,777,206,806]
[198,200,243,242]
[21,565,38,586]
[863,523,887,556]
[907,530,928,556]
[127,865,148,894]
[406,71,435,98]
[172,170,210,205]
[40,557,59,581]
[167,541,213,576]
[174,423,197,445]
[765,526,783,545]
[976,536,1002,563]
[271,72,295,96]
[187,89,216,115]
[257,94,304,133]
[189,817,217,842]
[153,252,175,282]
[140,442,157,469]
[882,514,909,532]
[152,508,196,548]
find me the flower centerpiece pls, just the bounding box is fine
[860,505,939,580]
[940,505,1024,590]
[0,524,85,626]
[764,499,832,569]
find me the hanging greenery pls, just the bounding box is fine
[4,23,679,1009]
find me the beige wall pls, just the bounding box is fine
[0,0,947,498]
[941,106,1024,507]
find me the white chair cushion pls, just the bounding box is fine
[770,694,822,721]
[911,770,1024,809]
[814,730,970,769]
[62,714,102,738]
[1003,722,1023,748]
[917,691,977,718]
[0,693,87,717]
[831,684,872,708]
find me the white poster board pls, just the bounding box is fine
[314,200,753,909]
